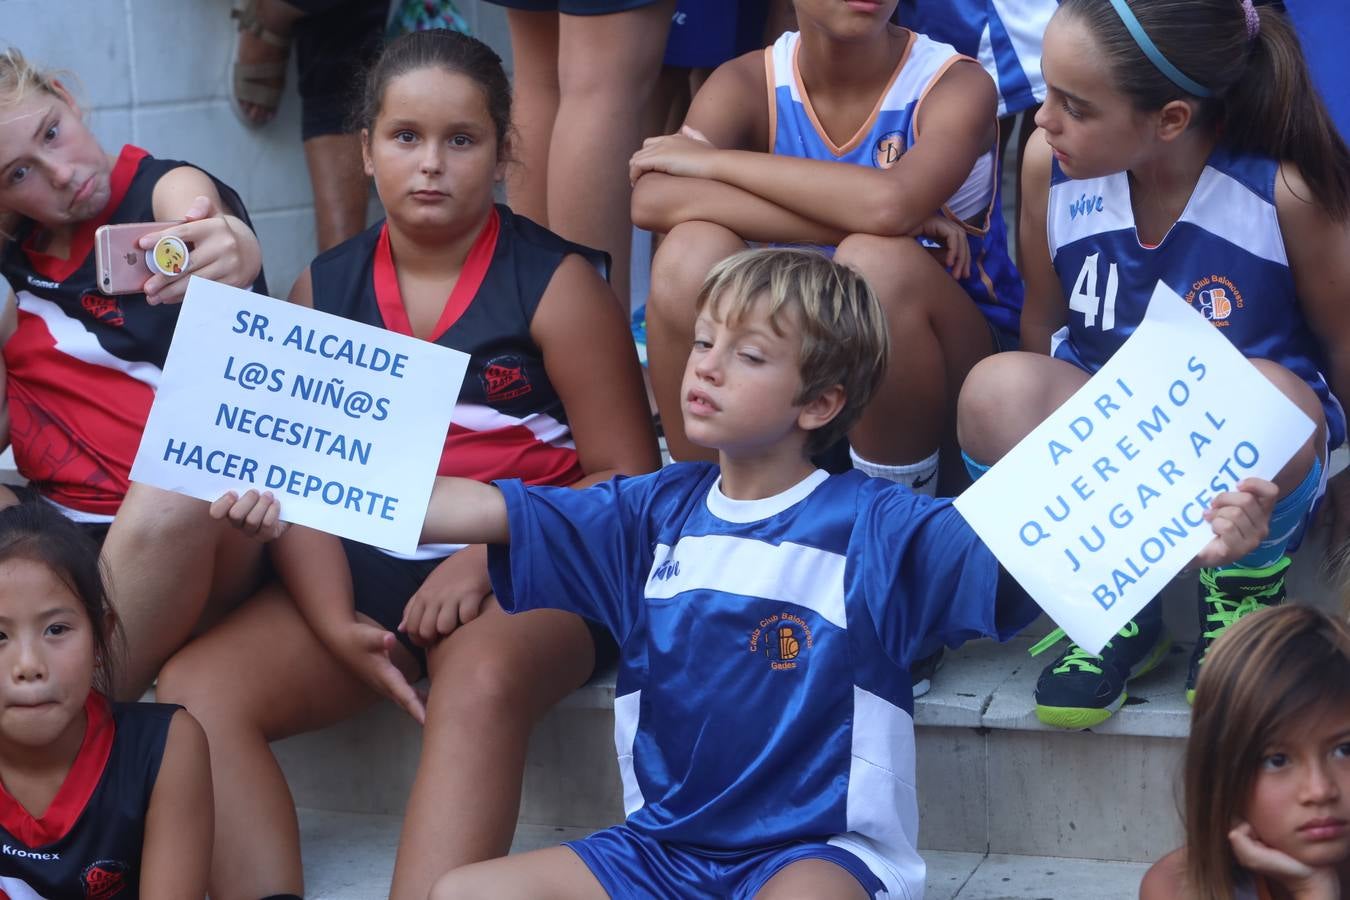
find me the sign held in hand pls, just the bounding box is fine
[130,277,467,553]
[955,282,1315,654]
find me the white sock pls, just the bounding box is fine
[850,448,940,496]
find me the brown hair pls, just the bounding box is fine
[1058,0,1350,222]
[0,501,122,695]
[695,248,889,457]
[355,29,512,155]
[1183,604,1350,899]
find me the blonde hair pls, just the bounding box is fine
[1183,604,1350,899]
[695,248,889,457]
[0,47,65,109]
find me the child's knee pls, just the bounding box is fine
[649,222,742,314]
[428,868,467,900]
[1249,358,1325,428]
[834,232,933,293]
[108,483,215,549]
[955,354,1049,457]
[428,863,493,899]
[155,654,221,718]
[427,652,532,724]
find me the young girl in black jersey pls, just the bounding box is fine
[158,29,660,900]
[0,501,211,899]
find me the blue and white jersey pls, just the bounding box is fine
[766,29,1024,335]
[897,0,1056,117]
[490,464,1033,895]
[1047,147,1345,448]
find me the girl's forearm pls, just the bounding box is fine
[704,150,938,237]
[632,172,845,245]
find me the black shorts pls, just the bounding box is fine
[484,0,663,14]
[292,0,387,139]
[8,484,112,547]
[341,539,617,679]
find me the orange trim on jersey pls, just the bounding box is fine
[0,692,115,847]
[21,145,150,283]
[372,208,501,342]
[764,47,778,155]
[791,30,914,158]
[911,55,998,237]
[976,255,997,302]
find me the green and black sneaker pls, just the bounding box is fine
[1185,556,1291,704]
[1030,618,1170,730]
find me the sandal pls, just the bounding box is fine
[231,0,291,129]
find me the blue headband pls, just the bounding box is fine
[1106,0,1214,98]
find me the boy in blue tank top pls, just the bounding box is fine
[957,0,1350,730]
[404,248,1276,899]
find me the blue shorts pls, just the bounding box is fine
[664,0,768,69]
[483,0,661,13]
[566,825,887,898]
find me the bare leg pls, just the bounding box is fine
[304,133,369,252]
[956,351,1091,464]
[645,220,746,462]
[754,858,871,900]
[956,354,1327,495]
[502,10,560,226]
[551,1,676,310]
[102,483,265,699]
[430,845,607,900]
[1249,358,1327,492]
[834,235,994,472]
[155,586,396,900]
[388,599,597,899]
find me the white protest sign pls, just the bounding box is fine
[130,277,467,553]
[954,282,1316,654]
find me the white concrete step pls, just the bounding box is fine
[297,807,1149,899]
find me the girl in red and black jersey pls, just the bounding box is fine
[0,47,273,701]
[156,29,659,900]
[0,500,211,900]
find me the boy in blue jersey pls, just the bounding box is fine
[388,247,1284,900]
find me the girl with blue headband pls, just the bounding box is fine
[956,0,1350,730]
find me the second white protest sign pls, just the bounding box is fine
[954,282,1316,654]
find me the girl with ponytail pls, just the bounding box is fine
[955,0,1350,730]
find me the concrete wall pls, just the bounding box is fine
[0,0,513,296]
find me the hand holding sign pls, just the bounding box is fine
[209,489,288,541]
[1194,478,1279,568]
[955,282,1315,654]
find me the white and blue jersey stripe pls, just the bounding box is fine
[766,29,1023,335]
[897,0,1057,117]
[1047,146,1345,448]
[490,464,1033,896]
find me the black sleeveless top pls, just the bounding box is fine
[0,696,179,898]
[0,145,266,515]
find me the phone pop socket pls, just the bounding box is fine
[146,235,189,277]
